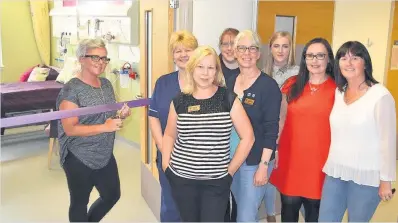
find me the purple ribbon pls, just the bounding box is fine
[0,98,150,128]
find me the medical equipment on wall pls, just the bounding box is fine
[49,1,139,45]
[120,62,138,80]
[58,32,70,56]
[108,62,138,89]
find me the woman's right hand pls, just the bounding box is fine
[162,160,170,172]
[103,118,123,132]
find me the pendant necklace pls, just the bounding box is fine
[91,80,109,119]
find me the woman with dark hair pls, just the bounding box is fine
[219,28,240,81]
[269,38,336,222]
[319,41,396,222]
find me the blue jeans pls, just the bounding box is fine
[262,159,276,216]
[156,152,181,222]
[231,162,275,222]
[319,175,380,222]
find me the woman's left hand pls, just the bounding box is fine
[253,165,268,187]
[118,103,131,119]
[379,181,394,201]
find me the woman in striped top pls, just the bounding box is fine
[161,45,254,222]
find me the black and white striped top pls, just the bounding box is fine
[169,87,236,180]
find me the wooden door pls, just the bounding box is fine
[139,0,175,183]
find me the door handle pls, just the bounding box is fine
[136,94,143,99]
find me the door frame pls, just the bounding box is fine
[139,1,175,220]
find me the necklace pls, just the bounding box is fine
[92,85,106,103]
[308,76,327,95]
[91,80,108,119]
[308,82,319,95]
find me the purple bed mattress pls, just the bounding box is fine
[1,81,64,136]
[1,81,63,114]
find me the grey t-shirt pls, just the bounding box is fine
[56,77,117,170]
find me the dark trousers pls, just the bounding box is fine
[156,152,181,222]
[224,191,237,222]
[166,168,232,222]
[280,193,320,222]
[63,152,121,222]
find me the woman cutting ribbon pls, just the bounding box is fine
[56,38,131,222]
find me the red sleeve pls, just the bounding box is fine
[281,75,297,94]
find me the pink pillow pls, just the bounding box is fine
[19,65,37,82]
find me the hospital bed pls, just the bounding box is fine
[0,80,64,168]
[0,80,64,134]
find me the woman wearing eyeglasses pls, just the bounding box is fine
[226,30,282,222]
[57,38,131,222]
[269,38,336,222]
[219,28,240,82]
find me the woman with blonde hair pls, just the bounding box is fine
[148,30,198,222]
[57,38,131,222]
[262,31,300,222]
[162,45,254,222]
[263,31,299,88]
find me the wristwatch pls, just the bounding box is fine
[261,160,269,166]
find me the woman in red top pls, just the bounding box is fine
[269,38,336,222]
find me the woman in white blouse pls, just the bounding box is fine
[319,41,396,222]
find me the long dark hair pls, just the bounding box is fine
[287,38,335,103]
[334,41,378,92]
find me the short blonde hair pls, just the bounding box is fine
[76,38,107,59]
[169,30,198,54]
[263,31,296,76]
[233,30,262,50]
[182,45,226,94]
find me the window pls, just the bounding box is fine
[275,15,296,37]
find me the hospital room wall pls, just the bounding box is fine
[333,1,397,134]
[48,3,141,144]
[332,1,393,84]
[386,1,398,132]
[0,1,41,83]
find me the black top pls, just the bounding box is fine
[226,72,282,165]
[220,54,240,82]
[169,87,236,179]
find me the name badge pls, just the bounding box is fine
[244,98,255,105]
[188,105,201,112]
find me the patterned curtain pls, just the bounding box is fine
[29,0,51,66]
